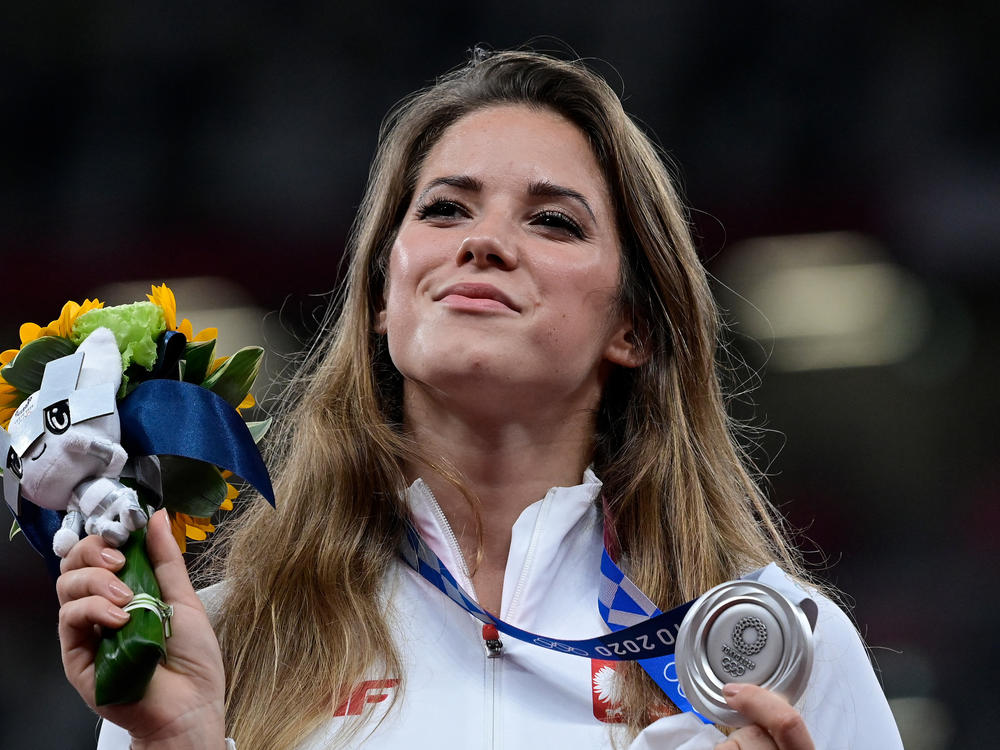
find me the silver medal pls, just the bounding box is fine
[675,579,817,726]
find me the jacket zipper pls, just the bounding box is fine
[481,492,552,750]
[503,490,551,622]
[420,482,502,749]
[487,645,499,750]
[482,623,504,657]
[420,482,473,585]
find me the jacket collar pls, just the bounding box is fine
[404,469,604,614]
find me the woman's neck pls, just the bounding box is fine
[404,388,596,614]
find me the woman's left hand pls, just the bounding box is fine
[714,684,815,750]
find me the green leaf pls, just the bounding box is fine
[158,455,227,517]
[95,521,166,705]
[246,417,272,444]
[181,339,216,385]
[0,336,77,394]
[119,369,133,399]
[201,346,263,408]
[9,520,20,541]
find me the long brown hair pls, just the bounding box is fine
[211,48,803,747]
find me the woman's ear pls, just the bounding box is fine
[373,285,388,335]
[604,324,650,369]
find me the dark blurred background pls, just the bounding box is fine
[1,2,996,748]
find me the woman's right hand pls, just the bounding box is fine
[57,509,228,749]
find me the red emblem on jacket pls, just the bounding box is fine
[591,659,625,723]
[334,679,401,716]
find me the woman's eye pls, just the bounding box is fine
[532,210,585,239]
[416,199,467,220]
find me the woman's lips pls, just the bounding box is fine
[437,283,520,312]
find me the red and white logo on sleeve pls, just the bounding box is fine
[334,679,401,717]
[591,659,625,723]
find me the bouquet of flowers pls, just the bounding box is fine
[1,284,274,704]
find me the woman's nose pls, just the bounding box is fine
[456,217,519,270]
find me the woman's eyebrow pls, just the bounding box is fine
[528,180,596,222]
[416,175,482,205]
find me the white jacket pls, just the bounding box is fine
[99,470,902,749]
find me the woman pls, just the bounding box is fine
[57,50,902,749]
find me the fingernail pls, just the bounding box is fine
[109,581,133,600]
[108,606,130,622]
[723,683,744,697]
[100,549,125,566]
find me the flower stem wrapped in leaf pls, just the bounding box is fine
[95,501,168,705]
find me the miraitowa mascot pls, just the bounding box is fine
[1,327,147,558]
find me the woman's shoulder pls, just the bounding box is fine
[750,563,862,655]
[752,563,903,749]
[750,563,872,677]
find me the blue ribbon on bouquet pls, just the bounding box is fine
[10,378,274,577]
[118,379,275,507]
[400,522,709,721]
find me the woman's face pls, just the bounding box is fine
[377,104,641,417]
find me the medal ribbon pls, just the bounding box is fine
[400,521,709,721]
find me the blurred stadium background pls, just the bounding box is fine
[2,3,996,748]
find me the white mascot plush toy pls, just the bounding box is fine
[3,326,148,557]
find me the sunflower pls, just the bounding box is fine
[147,283,217,343]
[0,349,23,428]
[17,298,105,345]
[0,378,22,429]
